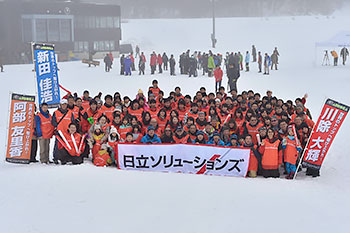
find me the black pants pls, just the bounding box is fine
[58,149,84,165]
[151,65,156,74]
[0,64,3,72]
[158,64,163,73]
[139,68,145,75]
[334,57,338,66]
[120,65,125,75]
[170,66,175,75]
[105,64,110,72]
[30,139,38,162]
[215,81,222,93]
[262,169,280,178]
[228,78,238,92]
[163,63,168,70]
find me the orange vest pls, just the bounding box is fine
[247,145,258,172]
[38,112,54,139]
[261,139,281,170]
[174,134,189,144]
[246,123,263,145]
[129,108,144,121]
[119,126,132,140]
[59,132,84,156]
[284,138,299,165]
[100,105,115,122]
[54,110,73,133]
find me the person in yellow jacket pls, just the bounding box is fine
[331,50,338,66]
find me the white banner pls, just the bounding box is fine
[117,144,250,177]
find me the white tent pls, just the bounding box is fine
[316,31,350,47]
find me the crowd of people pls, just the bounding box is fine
[103,45,281,79]
[30,79,319,179]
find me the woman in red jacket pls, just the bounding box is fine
[214,65,223,93]
[258,128,283,178]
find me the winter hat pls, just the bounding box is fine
[138,89,143,94]
[230,134,238,140]
[110,126,118,134]
[259,126,267,132]
[213,132,220,137]
[147,125,155,132]
[60,99,68,105]
[196,130,204,136]
[114,105,122,112]
[198,111,205,116]
[94,124,101,131]
[97,100,103,105]
[215,98,221,104]
[176,126,184,131]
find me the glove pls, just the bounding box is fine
[87,117,94,125]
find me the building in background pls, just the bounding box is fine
[0,0,122,64]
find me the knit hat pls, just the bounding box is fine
[60,99,68,105]
[94,124,101,131]
[114,105,122,112]
[230,134,238,140]
[138,89,143,94]
[110,126,118,134]
[196,130,204,136]
[176,126,184,131]
[213,132,220,137]
[147,125,155,132]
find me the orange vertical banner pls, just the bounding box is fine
[6,93,36,164]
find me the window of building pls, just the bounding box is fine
[22,19,32,42]
[36,19,47,42]
[100,17,107,28]
[48,19,60,42]
[60,19,71,41]
[113,17,120,28]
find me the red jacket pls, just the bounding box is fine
[157,55,163,65]
[150,54,157,66]
[214,68,223,82]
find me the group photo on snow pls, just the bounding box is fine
[1,0,350,233]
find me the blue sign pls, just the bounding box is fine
[33,43,61,107]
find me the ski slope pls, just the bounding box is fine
[0,15,350,233]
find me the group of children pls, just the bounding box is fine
[32,79,317,178]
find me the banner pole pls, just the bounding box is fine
[31,42,39,108]
[4,92,12,162]
[293,97,327,180]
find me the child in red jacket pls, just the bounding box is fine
[214,65,223,93]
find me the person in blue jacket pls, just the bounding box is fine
[229,134,240,147]
[141,125,162,144]
[124,55,132,76]
[207,132,225,146]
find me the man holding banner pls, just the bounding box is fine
[294,99,349,179]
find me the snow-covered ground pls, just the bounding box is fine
[0,16,350,233]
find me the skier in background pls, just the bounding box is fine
[252,45,257,62]
[169,54,176,76]
[189,55,198,77]
[331,50,338,66]
[257,51,262,73]
[135,45,140,58]
[340,47,349,65]
[157,54,163,73]
[124,55,132,76]
[138,55,145,75]
[103,54,112,72]
[238,51,243,70]
[120,54,125,75]
[264,53,271,75]
[245,51,250,72]
[162,52,169,71]
[271,51,278,70]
